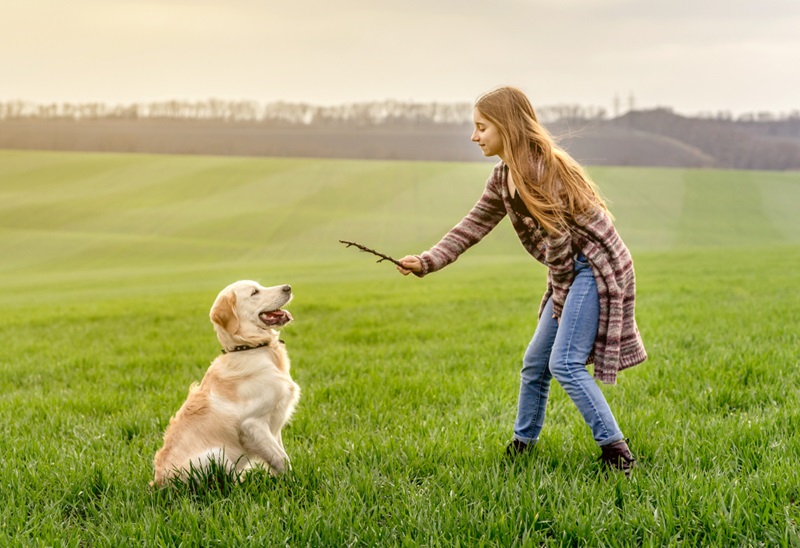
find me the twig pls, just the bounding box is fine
[338,240,404,268]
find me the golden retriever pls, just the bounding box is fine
[152,280,299,486]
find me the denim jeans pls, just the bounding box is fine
[513,254,624,447]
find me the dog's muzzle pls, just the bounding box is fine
[259,309,293,327]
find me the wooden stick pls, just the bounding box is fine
[338,240,405,268]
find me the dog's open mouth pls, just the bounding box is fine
[259,309,293,327]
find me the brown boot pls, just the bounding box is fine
[505,439,530,459]
[600,439,635,476]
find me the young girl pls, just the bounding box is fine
[397,86,647,474]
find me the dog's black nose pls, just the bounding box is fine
[282,285,292,293]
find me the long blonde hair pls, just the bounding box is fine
[475,86,611,235]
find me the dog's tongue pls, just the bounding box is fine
[260,310,293,326]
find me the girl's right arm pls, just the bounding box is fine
[399,166,507,278]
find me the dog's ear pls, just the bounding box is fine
[210,291,239,334]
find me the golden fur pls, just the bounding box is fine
[152,280,299,486]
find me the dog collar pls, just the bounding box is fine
[222,340,284,354]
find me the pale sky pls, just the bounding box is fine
[2,0,799,116]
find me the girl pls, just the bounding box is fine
[397,86,647,474]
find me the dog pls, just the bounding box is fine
[152,280,300,486]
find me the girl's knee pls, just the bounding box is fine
[548,357,582,384]
[520,356,549,383]
[520,364,545,383]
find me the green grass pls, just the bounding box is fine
[1,150,799,546]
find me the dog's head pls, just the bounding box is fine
[209,280,293,351]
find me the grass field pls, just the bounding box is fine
[1,149,799,546]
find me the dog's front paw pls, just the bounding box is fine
[269,458,290,476]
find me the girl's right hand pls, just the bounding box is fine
[396,255,422,276]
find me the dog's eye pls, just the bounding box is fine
[251,289,260,296]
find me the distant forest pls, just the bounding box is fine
[2,99,799,170]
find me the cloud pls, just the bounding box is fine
[1,0,798,113]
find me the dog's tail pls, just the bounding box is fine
[190,447,235,472]
[153,447,245,487]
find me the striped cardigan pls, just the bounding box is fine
[415,161,647,384]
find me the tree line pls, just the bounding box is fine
[0,99,614,126]
[2,99,798,126]
[2,99,799,170]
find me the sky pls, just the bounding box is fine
[2,0,799,116]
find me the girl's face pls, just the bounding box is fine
[471,108,505,159]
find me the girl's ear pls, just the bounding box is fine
[210,291,239,335]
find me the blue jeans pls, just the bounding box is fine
[513,254,624,447]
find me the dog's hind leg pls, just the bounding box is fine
[238,419,290,474]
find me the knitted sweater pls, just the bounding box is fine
[416,161,647,384]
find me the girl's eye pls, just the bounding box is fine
[251,289,260,296]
